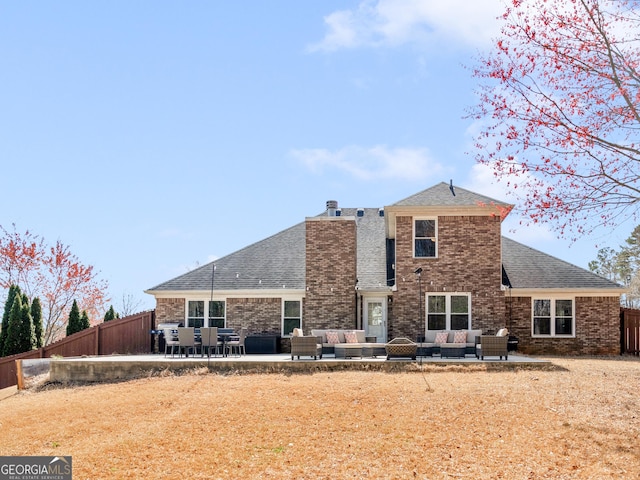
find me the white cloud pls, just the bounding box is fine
[308,0,503,53]
[291,145,445,182]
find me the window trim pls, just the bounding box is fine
[425,293,471,331]
[414,217,438,258]
[531,297,575,338]
[185,299,226,328]
[282,298,302,337]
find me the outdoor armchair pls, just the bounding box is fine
[476,331,509,360]
[290,335,323,360]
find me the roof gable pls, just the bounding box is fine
[392,182,511,208]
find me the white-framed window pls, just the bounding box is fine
[186,300,226,328]
[414,218,437,258]
[187,300,204,328]
[532,298,574,337]
[282,299,302,337]
[426,293,470,330]
[208,300,226,328]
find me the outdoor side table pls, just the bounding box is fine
[440,343,466,358]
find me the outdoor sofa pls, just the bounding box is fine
[310,329,386,356]
[416,329,482,356]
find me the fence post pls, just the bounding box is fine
[95,324,100,355]
[15,360,24,390]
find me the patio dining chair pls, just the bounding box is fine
[177,327,197,358]
[226,327,247,357]
[200,327,222,357]
[163,328,180,358]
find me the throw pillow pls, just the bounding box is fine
[344,331,358,343]
[434,332,449,344]
[453,331,467,343]
[292,328,303,337]
[496,328,509,337]
[325,331,341,344]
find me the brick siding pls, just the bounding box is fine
[226,297,282,333]
[508,295,619,355]
[155,298,185,323]
[390,215,505,339]
[304,216,358,331]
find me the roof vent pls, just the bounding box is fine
[357,208,364,217]
[326,200,338,216]
[378,208,384,217]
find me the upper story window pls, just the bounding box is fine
[187,300,226,328]
[414,219,437,258]
[532,298,574,337]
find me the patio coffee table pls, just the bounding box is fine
[440,343,466,358]
[361,343,386,358]
[334,344,362,359]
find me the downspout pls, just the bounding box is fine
[355,278,359,329]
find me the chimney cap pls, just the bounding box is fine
[326,200,338,216]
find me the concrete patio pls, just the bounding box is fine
[46,352,553,384]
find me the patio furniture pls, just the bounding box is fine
[385,338,417,360]
[310,329,386,355]
[290,335,323,360]
[361,343,387,358]
[476,329,509,360]
[200,327,221,357]
[177,327,197,358]
[334,343,362,359]
[163,328,180,358]
[418,329,482,355]
[226,328,247,357]
[217,328,236,357]
[245,334,281,354]
[440,343,466,358]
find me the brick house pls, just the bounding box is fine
[145,182,623,355]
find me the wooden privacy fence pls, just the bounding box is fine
[0,310,155,390]
[621,307,640,356]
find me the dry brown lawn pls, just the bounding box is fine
[1,358,639,479]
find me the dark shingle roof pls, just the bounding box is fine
[501,237,622,290]
[147,222,306,292]
[147,184,620,294]
[147,208,388,292]
[393,182,511,208]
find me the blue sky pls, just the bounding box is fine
[1,1,631,312]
